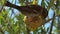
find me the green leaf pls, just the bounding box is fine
[0,0,5,5]
[0,14,3,19]
[41,0,45,7]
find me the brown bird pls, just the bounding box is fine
[5,1,48,19]
[5,1,48,31]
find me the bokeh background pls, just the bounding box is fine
[0,0,60,34]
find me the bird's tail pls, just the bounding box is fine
[5,1,21,10]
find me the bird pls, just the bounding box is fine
[5,1,48,31]
[5,1,48,19]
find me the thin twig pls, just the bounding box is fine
[45,18,53,23]
[49,13,55,34]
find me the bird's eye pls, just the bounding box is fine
[26,16,28,18]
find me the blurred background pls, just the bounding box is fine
[0,0,60,34]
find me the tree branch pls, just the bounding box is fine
[49,13,55,34]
